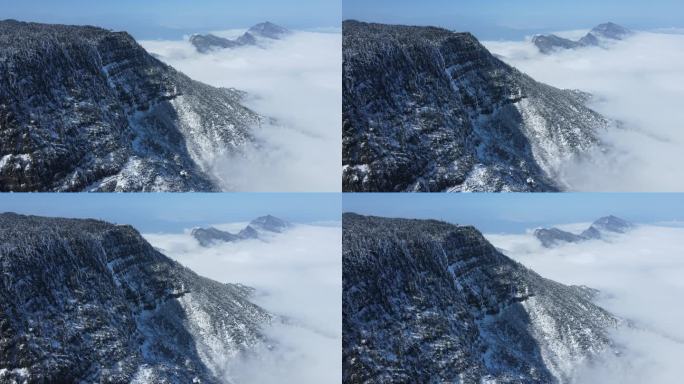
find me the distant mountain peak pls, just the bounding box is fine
[190,21,290,53]
[535,215,634,247]
[533,22,632,54]
[591,22,633,40]
[250,215,291,233]
[191,215,291,246]
[248,21,290,39]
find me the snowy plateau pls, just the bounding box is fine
[343,213,621,384]
[0,20,263,192]
[0,212,275,383]
[342,21,611,192]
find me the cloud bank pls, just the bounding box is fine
[141,30,341,192]
[144,223,341,384]
[484,32,684,191]
[486,224,684,383]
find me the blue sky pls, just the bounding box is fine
[0,0,341,39]
[343,0,684,39]
[0,193,340,233]
[344,193,684,233]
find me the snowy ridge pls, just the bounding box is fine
[0,20,261,192]
[342,21,609,192]
[343,213,620,383]
[0,213,271,383]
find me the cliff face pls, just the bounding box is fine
[0,20,261,192]
[343,213,619,383]
[0,213,271,383]
[343,21,609,192]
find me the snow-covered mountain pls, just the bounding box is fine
[190,22,291,53]
[342,21,609,192]
[343,213,619,383]
[533,22,633,54]
[192,215,291,247]
[0,212,271,383]
[0,20,262,192]
[534,215,634,247]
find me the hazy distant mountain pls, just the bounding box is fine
[343,213,619,383]
[0,20,261,192]
[191,215,291,246]
[535,215,634,247]
[343,20,609,192]
[190,21,291,53]
[533,22,633,54]
[249,214,291,233]
[0,213,271,383]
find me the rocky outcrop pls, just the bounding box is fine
[342,21,609,192]
[0,213,271,383]
[0,20,261,192]
[343,213,619,383]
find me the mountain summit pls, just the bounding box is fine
[533,22,633,54]
[0,212,271,383]
[343,21,609,192]
[0,20,261,192]
[343,213,619,382]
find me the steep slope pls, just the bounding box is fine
[343,213,619,383]
[0,20,262,192]
[0,213,271,383]
[533,22,633,54]
[342,20,610,192]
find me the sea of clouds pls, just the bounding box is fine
[486,223,684,383]
[140,30,341,192]
[484,30,684,191]
[144,222,341,384]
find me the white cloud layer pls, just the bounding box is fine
[486,224,684,383]
[140,31,341,192]
[144,223,341,384]
[484,32,684,191]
